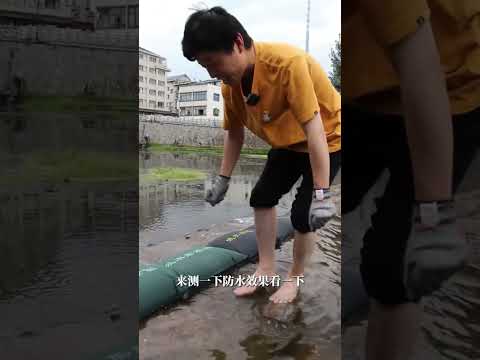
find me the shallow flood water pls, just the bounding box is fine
[0,182,138,359]
[139,150,342,360]
[139,151,299,247]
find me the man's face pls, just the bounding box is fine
[196,45,246,86]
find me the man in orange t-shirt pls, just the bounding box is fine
[182,7,341,303]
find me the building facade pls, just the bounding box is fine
[0,1,139,32]
[166,74,191,114]
[177,80,224,121]
[139,47,170,113]
[94,0,138,33]
[0,0,96,28]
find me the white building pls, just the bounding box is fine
[94,0,138,33]
[139,47,170,113]
[166,74,191,114]
[177,79,224,121]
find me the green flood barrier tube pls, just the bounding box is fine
[139,246,248,319]
[138,215,369,321]
[98,216,369,359]
[139,217,294,320]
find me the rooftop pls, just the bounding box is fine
[180,79,222,87]
[139,46,165,60]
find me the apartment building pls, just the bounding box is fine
[177,79,223,120]
[139,47,170,113]
[166,74,191,114]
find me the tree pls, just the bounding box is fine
[329,34,341,92]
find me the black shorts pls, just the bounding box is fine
[342,104,480,305]
[250,148,341,233]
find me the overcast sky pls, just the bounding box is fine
[140,0,340,81]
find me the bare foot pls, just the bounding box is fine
[233,269,277,297]
[269,276,301,304]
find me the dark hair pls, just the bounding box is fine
[182,6,253,61]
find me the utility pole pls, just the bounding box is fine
[305,0,311,53]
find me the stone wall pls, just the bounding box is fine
[139,119,268,149]
[0,25,137,98]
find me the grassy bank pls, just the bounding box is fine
[140,167,206,183]
[148,144,269,157]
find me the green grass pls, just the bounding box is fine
[140,167,206,183]
[1,150,137,185]
[148,143,269,157]
[18,96,137,113]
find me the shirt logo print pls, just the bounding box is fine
[262,111,271,123]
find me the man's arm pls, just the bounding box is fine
[220,122,244,177]
[389,19,453,201]
[302,112,330,189]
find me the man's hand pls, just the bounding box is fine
[403,201,468,301]
[205,175,230,206]
[309,188,337,231]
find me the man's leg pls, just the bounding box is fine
[270,150,342,303]
[339,104,421,359]
[366,301,421,360]
[233,206,278,296]
[269,230,315,303]
[234,149,302,297]
[362,108,480,360]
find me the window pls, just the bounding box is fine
[158,102,164,108]
[180,107,194,116]
[149,68,155,74]
[179,92,193,102]
[180,106,207,116]
[213,108,220,116]
[139,65,143,71]
[158,91,165,98]
[139,54,144,59]
[149,79,156,85]
[150,56,157,63]
[149,100,156,108]
[213,93,220,102]
[139,76,143,82]
[193,91,207,101]
[149,89,156,96]
[45,0,57,9]
[97,7,126,29]
[128,5,139,29]
[139,99,144,106]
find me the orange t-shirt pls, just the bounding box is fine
[222,42,341,153]
[343,0,480,114]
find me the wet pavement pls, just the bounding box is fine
[139,151,342,360]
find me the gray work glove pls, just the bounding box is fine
[309,188,337,231]
[205,175,230,206]
[404,201,468,301]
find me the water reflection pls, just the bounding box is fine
[0,184,138,359]
[139,151,295,246]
